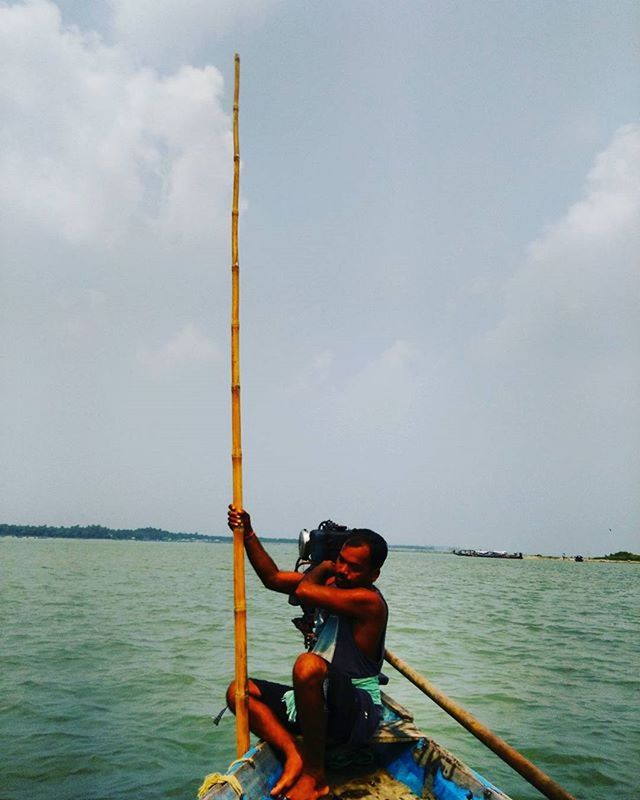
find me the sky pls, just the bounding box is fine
[1,0,638,555]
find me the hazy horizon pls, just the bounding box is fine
[0,521,634,558]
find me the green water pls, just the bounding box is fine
[1,538,638,800]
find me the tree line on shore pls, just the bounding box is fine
[0,523,304,544]
[0,523,229,543]
[601,551,640,562]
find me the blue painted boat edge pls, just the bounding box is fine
[434,766,504,800]
[470,767,506,795]
[381,738,427,796]
[380,740,510,800]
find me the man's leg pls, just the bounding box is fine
[226,680,303,797]
[286,653,331,800]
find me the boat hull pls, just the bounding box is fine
[199,693,513,800]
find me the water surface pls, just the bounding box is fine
[1,539,638,799]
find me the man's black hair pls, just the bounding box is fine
[344,529,388,571]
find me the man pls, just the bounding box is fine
[226,507,388,800]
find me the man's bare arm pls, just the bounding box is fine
[295,561,381,618]
[228,506,303,595]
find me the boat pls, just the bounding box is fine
[198,692,512,800]
[453,549,523,559]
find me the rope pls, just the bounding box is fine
[196,772,243,799]
[228,755,256,772]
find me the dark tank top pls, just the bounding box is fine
[311,586,388,680]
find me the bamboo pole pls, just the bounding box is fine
[230,53,249,757]
[384,648,576,800]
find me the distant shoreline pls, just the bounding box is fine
[525,554,639,563]
[0,523,291,546]
[0,523,449,552]
[1,524,636,561]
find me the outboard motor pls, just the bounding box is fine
[295,519,352,570]
[290,520,353,649]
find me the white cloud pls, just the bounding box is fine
[481,123,640,368]
[291,349,334,392]
[0,0,232,247]
[137,323,221,375]
[274,127,640,550]
[329,340,431,459]
[293,339,424,437]
[452,124,640,549]
[109,0,282,65]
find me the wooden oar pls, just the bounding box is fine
[230,53,250,756]
[384,648,576,800]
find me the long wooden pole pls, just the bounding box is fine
[230,53,250,757]
[384,649,576,800]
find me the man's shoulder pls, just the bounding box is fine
[353,584,387,616]
[370,584,387,605]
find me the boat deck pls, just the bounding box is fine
[328,763,424,799]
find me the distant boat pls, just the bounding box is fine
[574,555,584,562]
[453,549,523,559]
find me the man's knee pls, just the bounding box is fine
[292,652,328,686]
[226,680,236,710]
[226,679,260,711]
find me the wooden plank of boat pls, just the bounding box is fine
[198,693,513,800]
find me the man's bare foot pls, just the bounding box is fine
[284,771,331,800]
[270,750,303,797]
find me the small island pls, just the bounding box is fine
[599,551,640,562]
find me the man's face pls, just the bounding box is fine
[334,543,379,589]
